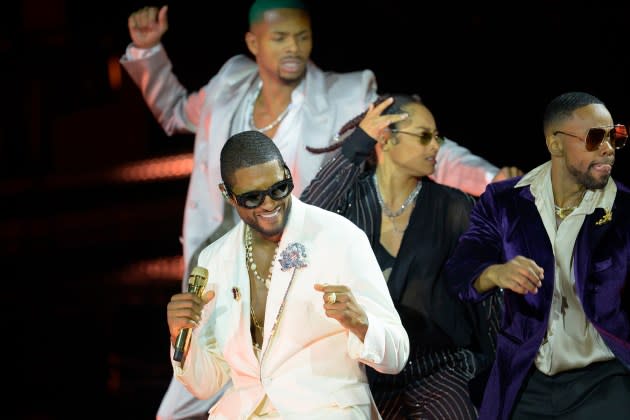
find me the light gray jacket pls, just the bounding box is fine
[121,49,378,267]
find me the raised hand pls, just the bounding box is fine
[358,97,408,144]
[128,5,169,49]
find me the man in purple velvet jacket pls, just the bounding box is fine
[445,91,630,420]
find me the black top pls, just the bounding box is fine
[301,127,496,356]
[373,232,395,274]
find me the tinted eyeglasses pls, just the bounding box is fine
[553,124,628,151]
[225,178,294,209]
[391,129,445,145]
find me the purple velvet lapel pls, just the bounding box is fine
[508,187,556,314]
[573,207,613,300]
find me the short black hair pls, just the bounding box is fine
[543,91,605,134]
[220,130,287,187]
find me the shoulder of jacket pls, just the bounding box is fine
[214,55,257,81]
[198,224,241,261]
[309,62,375,87]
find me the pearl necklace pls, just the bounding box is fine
[245,225,279,289]
[248,81,292,133]
[373,174,422,218]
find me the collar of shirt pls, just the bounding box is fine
[515,161,617,217]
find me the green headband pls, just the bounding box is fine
[248,0,307,25]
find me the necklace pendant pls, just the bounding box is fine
[264,278,271,289]
[554,205,576,220]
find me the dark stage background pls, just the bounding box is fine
[2,1,628,418]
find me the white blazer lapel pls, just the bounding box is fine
[260,197,307,357]
[209,222,260,370]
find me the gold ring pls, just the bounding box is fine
[326,292,337,304]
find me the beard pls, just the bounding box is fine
[279,72,305,86]
[567,161,610,190]
[247,199,292,239]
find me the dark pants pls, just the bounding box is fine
[370,348,479,420]
[511,359,630,420]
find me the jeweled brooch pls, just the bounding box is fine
[278,242,308,271]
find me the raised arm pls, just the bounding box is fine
[120,5,206,136]
[301,97,408,211]
[431,139,522,196]
[128,5,169,50]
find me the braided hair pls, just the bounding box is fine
[306,93,423,155]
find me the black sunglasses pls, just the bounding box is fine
[225,178,294,209]
[553,124,628,151]
[390,129,445,145]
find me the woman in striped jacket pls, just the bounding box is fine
[301,94,501,420]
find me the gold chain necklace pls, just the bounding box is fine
[250,291,264,333]
[554,204,578,219]
[554,191,586,220]
[249,284,264,350]
[250,305,263,332]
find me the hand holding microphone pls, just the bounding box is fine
[168,266,210,363]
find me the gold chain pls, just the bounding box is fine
[554,191,586,220]
[250,302,263,331]
[554,204,578,219]
[249,279,264,350]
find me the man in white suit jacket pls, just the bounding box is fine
[167,130,409,419]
